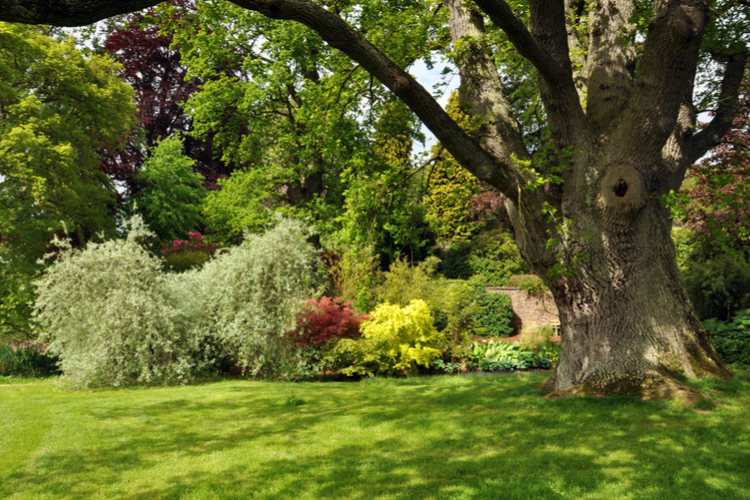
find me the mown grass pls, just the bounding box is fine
[2,371,750,500]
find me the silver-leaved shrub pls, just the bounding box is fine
[34,215,319,387]
[34,217,209,388]
[186,217,320,376]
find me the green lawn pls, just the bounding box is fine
[2,372,750,500]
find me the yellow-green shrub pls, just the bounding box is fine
[328,300,442,376]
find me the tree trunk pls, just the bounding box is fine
[526,163,733,397]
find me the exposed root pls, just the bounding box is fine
[539,372,715,405]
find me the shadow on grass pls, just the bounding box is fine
[3,373,750,500]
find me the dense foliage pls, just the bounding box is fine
[100,1,233,192]
[33,215,320,387]
[34,218,209,388]
[9,0,750,393]
[0,343,60,378]
[683,254,750,321]
[184,216,320,376]
[162,231,216,272]
[684,76,750,254]
[379,257,477,349]
[131,135,207,242]
[466,340,551,371]
[470,287,515,338]
[437,229,530,285]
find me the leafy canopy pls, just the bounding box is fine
[0,22,135,340]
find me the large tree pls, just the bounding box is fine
[3,0,747,397]
[100,1,234,193]
[0,22,135,339]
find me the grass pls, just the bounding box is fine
[2,371,750,500]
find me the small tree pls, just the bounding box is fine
[132,135,207,242]
[330,299,443,376]
[286,296,367,349]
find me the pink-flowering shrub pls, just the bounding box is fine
[287,296,368,349]
[162,232,217,272]
[163,231,217,255]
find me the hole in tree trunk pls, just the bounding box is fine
[614,178,628,197]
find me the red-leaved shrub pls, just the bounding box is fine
[287,296,368,348]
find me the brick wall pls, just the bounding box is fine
[485,287,559,333]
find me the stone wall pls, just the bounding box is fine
[485,287,559,333]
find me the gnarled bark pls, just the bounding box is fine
[537,163,732,396]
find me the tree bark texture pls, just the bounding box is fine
[1,0,747,396]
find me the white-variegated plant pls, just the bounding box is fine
[33,215,319,387]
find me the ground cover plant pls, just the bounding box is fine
[2,372,750,500]
[466,340,551,371]
[704,310,750,367]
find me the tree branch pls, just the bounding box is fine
[609,2,707,164]
[688,51,748,164]
[471,0,564,83]
[0,0,163,26]
[473,0,587,150]
[444,0,529,161]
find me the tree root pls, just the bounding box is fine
[539,372,720,405]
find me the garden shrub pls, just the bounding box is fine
[337,248,383,313]
[380,256,439,307]
[467,340,551,371]
[191,216,320,376]
[34,217,210,388]
[286,296,368,348]
[470,286,514,338]
[704,309,750,366]
[427,281,477,360]
[328,300,443,376]
[162,231,217,272]
[33,215,321,386]
[0,343,60,377]
[379,258,477,356]
[683,254,750,321]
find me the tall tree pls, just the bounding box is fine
[3,0,748,396]
[339,99,433,269]
[132,135,207,242]
[170,0,363,236]
[164,0,438,241]
[0,22,135,339]
[100,1,233,192]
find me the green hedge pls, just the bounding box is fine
[470,286,514,338]
[683,254,750,321]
